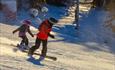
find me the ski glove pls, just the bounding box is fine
[48,33,55,39]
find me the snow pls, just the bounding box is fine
[0,4,115,70]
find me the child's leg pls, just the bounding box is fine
[37,40,47,61]
[20,36,25,45]
[19,36,29,50]
[41,40,47,57]
[28,38,41,55]
[23,36,29,46]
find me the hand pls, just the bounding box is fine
[32,35,34,37]
[12,31,15,34]
[50,34,55,39]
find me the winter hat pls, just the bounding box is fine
[30,8,39,17]
[23,20,31,25]
[41,6,48,13]
[48,17,58,25]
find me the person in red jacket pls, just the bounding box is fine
[28,17,58,61]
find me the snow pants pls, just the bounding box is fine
[29,38,47,57]
[20,36,28,46]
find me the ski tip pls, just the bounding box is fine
[50,57,57,61]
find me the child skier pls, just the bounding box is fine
[12,20,34,50]
[28,17,58,61]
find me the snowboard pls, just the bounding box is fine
[11,44,57,61]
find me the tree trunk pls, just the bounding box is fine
[92,0,106,8]
[74,0,79,29]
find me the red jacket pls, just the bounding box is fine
[37,19,52,40]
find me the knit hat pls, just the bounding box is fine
[48,17,58,25]
[23,20,31,25]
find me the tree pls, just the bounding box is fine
[74,0,79,29]
[104,0,115,32]
[92,0,107,8]
[0,0,2,10]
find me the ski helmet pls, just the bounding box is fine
[48,17,58,25]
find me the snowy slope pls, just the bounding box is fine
[0,23,114,70]
[78,8,115,53]
[0,5,115,70]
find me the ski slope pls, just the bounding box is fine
[0,5,115,70]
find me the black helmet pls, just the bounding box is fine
[48,17,58,25]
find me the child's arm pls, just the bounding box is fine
[27,27,34,37]
[12,25,23,34]
[12,28,19,34]
[48,33,55,39]
[12,25,24,34]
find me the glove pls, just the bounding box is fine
[31,34,34,37]
[12,31,15,34]
[49,34,55,39]
[50,35,55,39]
[32,35,34,37]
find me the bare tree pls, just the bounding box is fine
[92,0,107,8]
[74,0,79,29]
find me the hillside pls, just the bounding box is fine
[0,4,115,70]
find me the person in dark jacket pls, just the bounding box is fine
[28,17,58,61]
[13,20,34,49]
